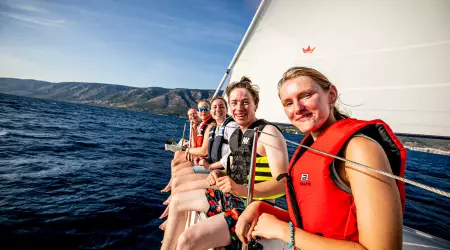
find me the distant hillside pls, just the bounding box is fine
[0,77,221,117]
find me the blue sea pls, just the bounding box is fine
[0,93,449,249]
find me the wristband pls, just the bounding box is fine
[287,221,295,248]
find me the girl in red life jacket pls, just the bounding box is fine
[162,100,215,193]
[236,67,405,250]
[170,99,216,167]
[185,99,216,159]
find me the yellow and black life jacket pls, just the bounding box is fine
[228,119,285,201]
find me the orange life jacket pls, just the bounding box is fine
[195,116,214,148]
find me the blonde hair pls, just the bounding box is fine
[198,99,211,107]
[225,76,260,105]
[278,67,349,120]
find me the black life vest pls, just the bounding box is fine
[227,119,281,185]
[207,117,234,164]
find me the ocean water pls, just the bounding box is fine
[0,93,448,249]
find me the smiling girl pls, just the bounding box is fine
[236,67,406,250]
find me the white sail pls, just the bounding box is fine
[226,0,450,137]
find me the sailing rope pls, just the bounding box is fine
[216,124,450,198]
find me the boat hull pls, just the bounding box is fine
[185,210,450,250]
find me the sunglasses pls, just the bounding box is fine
[198,106,210,112]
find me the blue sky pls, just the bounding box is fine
[0,0,259,89]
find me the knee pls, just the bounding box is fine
[169,193,184,211]
[177,228,199,250]
[174,151,183,159]
[173,166,180,175]
[171,177,180,190]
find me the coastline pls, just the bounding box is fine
[404,146,450,156]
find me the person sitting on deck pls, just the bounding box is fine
[185,107,202,147]
[161,100,216,192]
[159,96,238,229]
[235,67,406,250]
[171,99,216,167]
[171,96,237,180]
[171,107,201,160]
[160,77,289,250]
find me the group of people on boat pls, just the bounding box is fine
[160,67,406,250]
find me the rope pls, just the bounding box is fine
[216,124,450,198]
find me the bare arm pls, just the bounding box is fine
[275,136,402,249]
[250,125,288,198]
[207,151,230,170]
[208,160,224,170]
[251,136,402,250]
[236,200,290,244]
[344,136,403,249]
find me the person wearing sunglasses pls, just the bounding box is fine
[182,100,216,162]
[159,96,238,231]
[160,77,288,250]
[162,100,217,192]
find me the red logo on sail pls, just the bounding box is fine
[303,45,315,53]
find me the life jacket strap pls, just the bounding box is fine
[278,172,304,229]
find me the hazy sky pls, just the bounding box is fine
[0,0,259,89]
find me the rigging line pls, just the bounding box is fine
[217,124,450,198]
[404,171,450,183]
[259,129,450,198]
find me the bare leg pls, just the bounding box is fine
[174,166,195,177]
[162,163,195,193]
[172,161,194,175]
[159,219,167,231]
[171,157,187,168]
[163,195,171,206]
[177,214,231,250]
[160,175,209,218]
[161,179,172,192]
[163,196,171,205]
[160,189,210,250]
[160,206,170,219]
[173,150,185,160]
[173,176,211,194]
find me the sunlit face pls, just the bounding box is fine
[197,101,211,121]
[279,76,334,133]
[211,99,227,122]
[229,88,257,127]
[188,109,200,123]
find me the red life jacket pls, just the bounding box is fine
[285,118,406,242]
[190,123,199,148]
[195,116,214,148]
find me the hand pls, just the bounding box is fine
[194,156,202,166]
[216,176,245,196]
[199,159,210,169]
[207,170,221,186]
[235,201,263,245]
[184,149,190,160]
[252,213,286,241]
